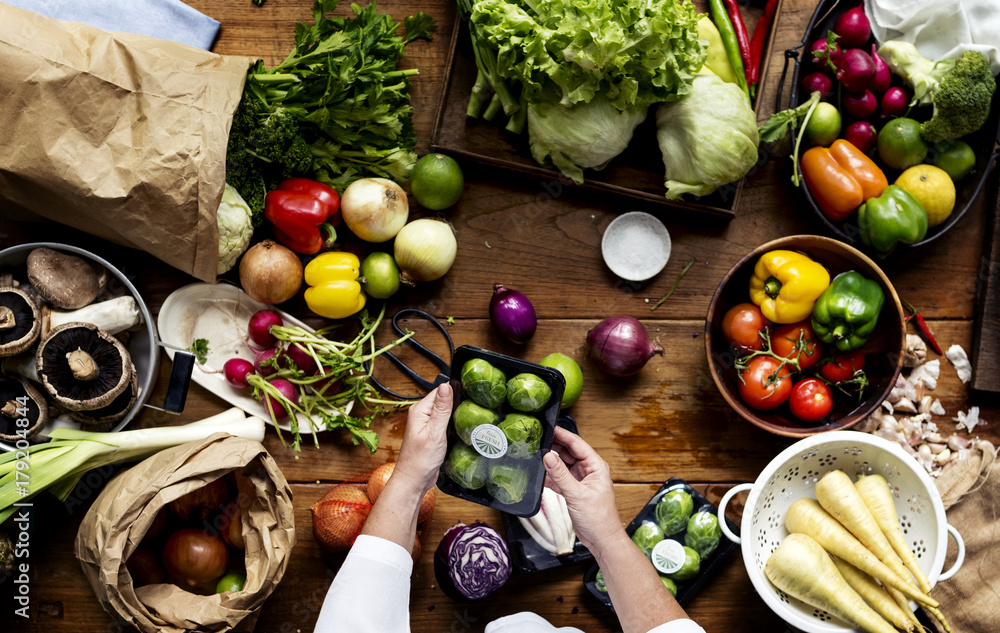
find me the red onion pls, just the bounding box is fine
[586,316,663,376]
[844,121,877,154]
[870,45,890,92]
[490,284,537,344]
[843,90,878,119]
[162,528,229,586]
[833,5,871,48]
[801,72,834,100]
[248,310,282,347]
[881,87,909,118]
[255,347,280,377]
[836,48,875,93]
[224,358,255,389]
[169,477,230,522]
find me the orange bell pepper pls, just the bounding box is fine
[801,139,888,222]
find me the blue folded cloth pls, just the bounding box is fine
[4,0,220,49]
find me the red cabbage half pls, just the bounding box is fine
[434,521,511,601]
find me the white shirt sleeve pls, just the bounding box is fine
[485,612,706,633]
[313,535,413,633]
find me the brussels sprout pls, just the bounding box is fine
[594,569,607,593]
[660,575,677,597]
[444,445,488,490]
[487,462,531,505]
[453,400,499,444]
[684,511,722,559]
[461,359,507,409]
[497,413,543,459]
[655,490,694,536]
[505,373,552,412]
[630,520,665,557]
[665,546,701,582]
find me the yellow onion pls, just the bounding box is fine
[394,218,458,283]
[239,240,303,304]
[341,178,409,242]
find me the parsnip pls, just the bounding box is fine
[831,556,915,632]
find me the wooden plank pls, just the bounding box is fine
[971,156,1000,392]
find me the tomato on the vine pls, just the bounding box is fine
[819,350,866,383]
[771,322,822,370]
[789,378,834,423]
[722,303,769,351]
[738,356,793,411]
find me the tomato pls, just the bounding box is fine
[721,303,769,351]
[737,356,793,410]
[789,378,834,424]
[819,350,865,383]
[771,322,822,370]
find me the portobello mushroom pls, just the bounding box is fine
[69,370,138,426]
[0,287,40,357]
[27,248,100,309]
[35,322,134,411]
[0,377,48,441]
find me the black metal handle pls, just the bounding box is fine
[775,48,801,115]
[162,350,195,413]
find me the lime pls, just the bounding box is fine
[360,252,400,299]
[896,165,956,228]
[877,118,927,170]
[216,572,246,594]
[539,353,583,409]
[933,140,975,182]
[410,154,464,211]
[804,103,841,147]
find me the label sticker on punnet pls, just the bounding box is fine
[651,539,686,574]
[471,424,507,459]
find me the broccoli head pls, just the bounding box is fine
[878,41,996,143]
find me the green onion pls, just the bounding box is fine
[0,408,263,523]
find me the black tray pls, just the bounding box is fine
[436,345,566,517]
[778,0,1000,254]
[583,478,739,609]
[499,415,594,574]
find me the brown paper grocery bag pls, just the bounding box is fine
[74,434,295,633]
[0,2,254,282]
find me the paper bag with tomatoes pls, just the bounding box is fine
[74,434,295,633]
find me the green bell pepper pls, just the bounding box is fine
[858,185,928,258]
[811,271,885,352]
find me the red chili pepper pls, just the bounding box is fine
[723,0,753,88]
[264,178,341,255]
[901,299,943,355]
[748,0,779,89]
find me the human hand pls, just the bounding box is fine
[542,426,627,554]
[393,383,453,495]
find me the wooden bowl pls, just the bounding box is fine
[705,235,904,437]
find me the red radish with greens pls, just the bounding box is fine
[881,87,909,118]
[255,347,280,377]
[284,342,318,374]
[490,283,537,344]
[260,378,298,421]
[249,310,283,347]
[587,315,663,376]
[833,5,871,48]
[844,121,878,154]
[224,358,255,389]
[836,48,876,92]
[434,522,511,601]
[810,36,841,69]
[801,72,834,100]
[843,90,878,120]
[869,45,890,92]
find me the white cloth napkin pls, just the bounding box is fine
[3,0,220,50]
[865,0,1000,74]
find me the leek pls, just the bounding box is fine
[0,408,264,523]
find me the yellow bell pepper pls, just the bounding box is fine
[698,15,740,86]
[304,252,366,319]
[749,250,831,324]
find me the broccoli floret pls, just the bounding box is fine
[226,89,315,225]
[878,42,996,143]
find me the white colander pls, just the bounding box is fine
[718,431,965,633]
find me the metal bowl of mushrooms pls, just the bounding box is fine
[0,243,157,450]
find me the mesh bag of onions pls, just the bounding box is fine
[74,435,295,633]
[310,461,436,562]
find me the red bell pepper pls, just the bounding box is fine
[264,178,341,255]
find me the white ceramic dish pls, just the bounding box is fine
[156,283,352,434]
[600,211,672,282]
[717,431,964,633]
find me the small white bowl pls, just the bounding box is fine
[601,211,672,282]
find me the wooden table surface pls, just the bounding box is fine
[3,0,998,631]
